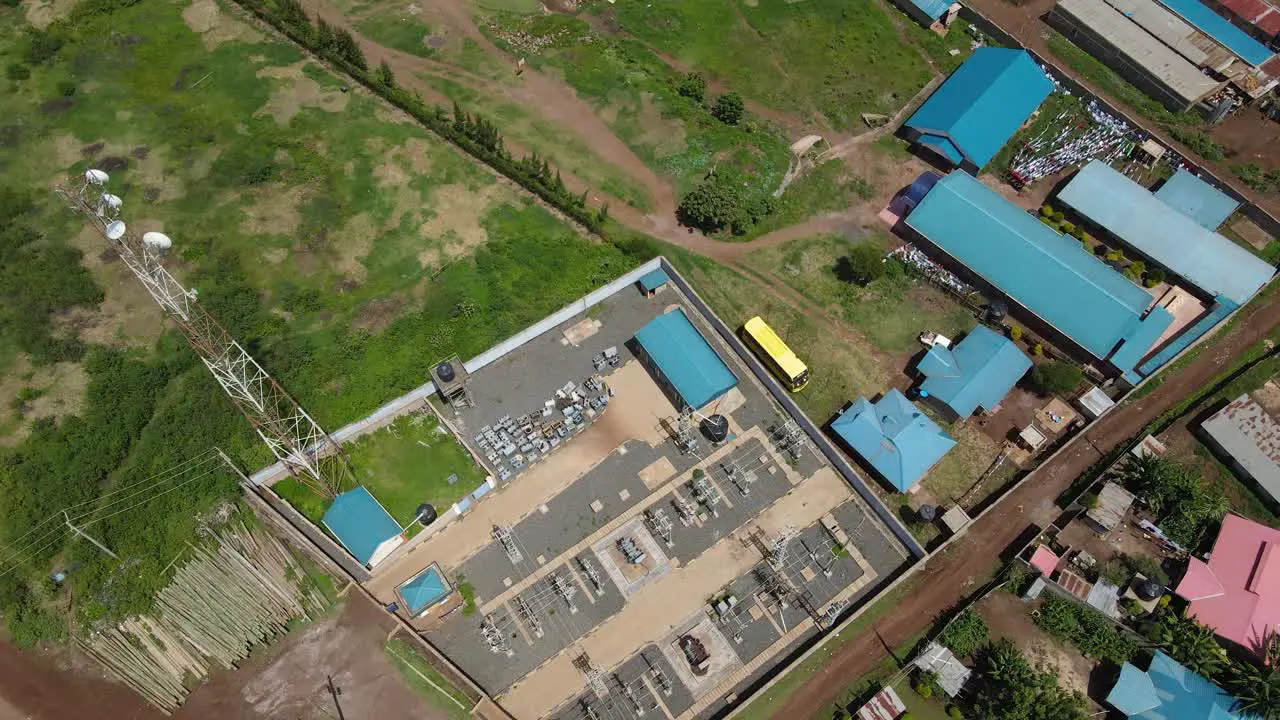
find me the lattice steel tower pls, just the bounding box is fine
[60,169,352,498]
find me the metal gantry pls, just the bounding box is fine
[58,172,351,498]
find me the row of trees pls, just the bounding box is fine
[234,0,609,234]
[676,72,745,125]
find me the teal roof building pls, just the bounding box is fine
[1106,651,1245,720]
[322,486,404,567]
[904,48,1054,172]
[919,326,1032,419]
[398,565,453,616]
[633,308,738,410]
[906,172,1173,382]
[1058,161,1272,307]
[1155,0,1275,66]
[1154,169,1240,231]
[830,389,956,492]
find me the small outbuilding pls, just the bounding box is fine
[918,325,1031,419]
[397,564,454,617]
[1084,481,1136,534]
[830,389,956,492]
[903,48,1055,173]
[322,486,405,568]
[633,308,738,411]
[913,642,972,697]
[1199,394,1280,505]
[637,268,670,296]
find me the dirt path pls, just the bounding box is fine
[959,0,1280,221]
[768,288,1280,719]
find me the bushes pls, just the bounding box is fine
[677,168,772,234]
[711,91,745,125]
[939,608,989,657]
[1033,594,1137,664]
[677,72,706,102]
[1168,128,1226,162]
[1115,454,1226,549]
[838,243,887,286]
[1025,361,1082,396]
[971,638,1088,720]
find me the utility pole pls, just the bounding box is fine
[58,170,352,499]
[63,511,118,560]
[326,675,346,720]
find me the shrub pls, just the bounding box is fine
[1032,343,1044,357]
[677,72,706,102]
[1034,594,1136,664]
[1105,248,1125,262]
[1040,215,1058,229]
[839,244,886,286]
[948,707,963,720]
[6,63,30,81]
[1125,260,1145,281]
[1009,325,1022,341]
[1233,162,1273,193]
[1169,127,1226,161]
[1082,492,1100,509]
[1026,361,1082,396]
[1052,210,1065,222]
[939,608,989,657]
[1123,598,1146,617]
[711,92,744,125]
[1145,268,1165,286]
[1040,205,1054,218]
[1060,221,1076,235]
[56,80,76,96]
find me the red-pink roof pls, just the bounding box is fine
[1030,545,1060,577]
[1175,556,1226,600]
[1185,513,1280,658]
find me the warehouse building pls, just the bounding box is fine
[902,48,1055,173]
[1049,0,1227,109]
[631,307,738,411]
[904,171,1174,382]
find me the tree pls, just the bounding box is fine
[938,608,989,658]
[1025,361,1082,396]
[6,63,30,81]
[376,60,395,87]
[971,639,1087,720]
[711,92,745,125]
[1154,613,1227,678]
[334,28,367,71]
[838,244,886,286]
[1224,636,1280,720]
[315,18,336,51]
[677,72,706,102]
[678,174,742,232]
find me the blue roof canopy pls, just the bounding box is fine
[1155,0,1275,66]
[906,0,952,21]
[830,389,956,491]
[905,48,1054,170]
[1154,169,1240,230]
[322,486,403,566]
[1058,161,1273,306]
[634,308,738,410]
[919,326,1032,418]
[906,172,1156,361]
[1107,651,1246,720]
[638,268,670,292]
[1111,305,1174,384]
[399,566,451,614]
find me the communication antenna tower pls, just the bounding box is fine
[59,170,352,498]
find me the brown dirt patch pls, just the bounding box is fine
[240,184,306,237]
[183,0,264,50]
[334,212,379,284]
[415,183,508,268]
[256,62,350,126]
[23,0,76,30]
[55,225,166,348]
[632,92,686,157]
[977,594,1095,700]
[0,356,88,447]
[353,294,409,332]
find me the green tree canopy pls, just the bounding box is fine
[712,91,745,125]
[677,72,706,102]
[972,639,1088,720]
[1025,361,1082,396]
[837,243,886,286]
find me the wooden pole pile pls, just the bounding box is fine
[81,521,330,714]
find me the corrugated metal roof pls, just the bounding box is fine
[919,325,1032,418]
[1201,394,1280,502]
[1155,0,1276,64]
[908,0,953,21]
[638,268,669,292]
[634,308,738,410]
[905,48,1054,169]
[830,389,955,492]
[1154,168,1241,229]
[1057,161,1273,306]
[322,486,403,565]
[1108,662,1163,715]
[1186,513,1280,658]
[1112,305,1174,383]
[1108,651,1248,720]
[1102,0,1211,65]
[906,172,1153,360]
[1056,0,1225,104]
[399,566,451,613]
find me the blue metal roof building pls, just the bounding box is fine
[891,0,953,25]
[397,565,453,616]
[904,49,1055,172]
[830,389,956,492]
[637,268,669,294]
[906,172,1172,375]
[322,486,404,567]
[918,326,1032,419]
[1154,169,1240,230]
[1107,651,1245,720]
[1155,0,1275,66]
[1058,161,1273,307]
[633,308,738,410]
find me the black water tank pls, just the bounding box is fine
[435,362,455,383]
[701,414,729,443]
[1136,578,1163,601]
[918,505,938,523]
[416,503,438,527]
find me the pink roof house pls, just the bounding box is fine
[1174,513,1280,658]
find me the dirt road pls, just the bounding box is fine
[767,288,1280,719]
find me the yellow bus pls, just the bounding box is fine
[741,316,809,392]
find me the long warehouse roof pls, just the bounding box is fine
[1156,0,1275,65]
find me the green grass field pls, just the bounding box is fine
[385,638,474,720]
[356,11,436,58]
[348,413,486,522]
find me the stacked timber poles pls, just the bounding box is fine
[80,522,330,713]
[55,170,353,499]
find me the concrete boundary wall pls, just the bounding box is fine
[658,259,928,559]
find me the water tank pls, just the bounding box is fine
[435,362,456,383]
[701,414,729,443]
[415,503,438,527]
[917,504,938,523]
[1136,578,1163,601]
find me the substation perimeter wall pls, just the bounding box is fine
[958,4,1280,240]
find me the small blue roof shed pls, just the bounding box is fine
[830,389,956,492]
[1107,651,1245,720]
[398,566,452,615]
[1154,169,1240,231]
[638,268,670,293]
[919,326,1031,419]
[904,48,1054,171]
[322,486,403,566]
[634,308,738,410]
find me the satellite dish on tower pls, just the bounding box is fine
[105,220,127,240]
[85,169,109,185]
[101,194,122,209]
[143,231,172,250]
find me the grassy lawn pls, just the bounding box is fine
[356,10,436,58]
[599,0,933,129]
[1191,443,1279,527]
[902,17,979,74]
[384,638,474,719]
[740,161,875,241]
